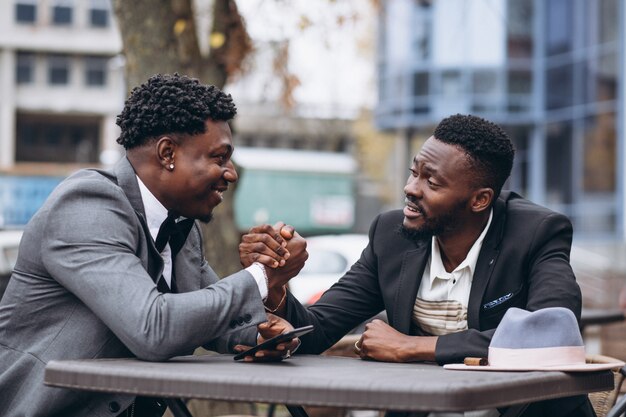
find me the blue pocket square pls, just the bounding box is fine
[483,293,513,310]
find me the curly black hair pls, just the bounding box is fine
[116,74,237,149]
[433,114,515,198]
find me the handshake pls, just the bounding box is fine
[235,223,309,361]
[238,222,309,313]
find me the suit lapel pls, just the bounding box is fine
[114,157,164,283]
[467,193,508,330]
[392,241,430,334]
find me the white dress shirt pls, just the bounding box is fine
[413,210,493,335]
[136,176,267,298]
[414,210,496,417]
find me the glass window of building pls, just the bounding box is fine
[85,56,108,86]
[16,114,100,163]
[412,71,429,97]
[472,70,498,95]
[52,0,73,25]
[507,69,532,94]
[89,0,109,27]
[583,113,616,194]
[412,6,431,61]
[598,0,618,45]
[506,0,533,59]
[16,52,35,84]
[505,126,529,196]
[545,121,573,206]
[440,70,463,96]
[506,69,532,113]
[546,63,573,110]
[48,54,71,85]
[576,113,618,235]
[595,51,618,103]
[15,0,37,23]
[545,0,573,56]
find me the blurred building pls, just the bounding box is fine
[0,0,124,170]
[0,1,369,233]
[376,0,624,249]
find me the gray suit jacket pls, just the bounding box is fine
[0,157,266,417]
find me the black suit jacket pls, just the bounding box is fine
[287,191,581,362]
[286,191,591,417]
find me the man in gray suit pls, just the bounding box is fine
[0,74,307,417]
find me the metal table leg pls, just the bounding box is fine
[165,398,194,417]
[286,405,310,417]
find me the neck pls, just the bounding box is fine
[436,212,490,272]
[127,151,171,210]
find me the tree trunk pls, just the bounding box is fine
[113,0,250,276]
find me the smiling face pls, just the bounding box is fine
[402,137,478,240]
[164,120,237,222]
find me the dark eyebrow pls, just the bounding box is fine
[413,156,437,175]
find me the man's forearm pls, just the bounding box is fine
[264,284,287,316]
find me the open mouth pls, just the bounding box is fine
[404,198,423,214]
[403,198,426,221]
[211,186,228,202]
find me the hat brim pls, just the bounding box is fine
[444,361,624,372]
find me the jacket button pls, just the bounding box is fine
[244,313,252,323]
[108,401,121,413]
[237,317,245,325]
[229,320,237,329]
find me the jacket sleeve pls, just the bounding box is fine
[40,178,266,361]
[284,215,387,354]
[435,212,581,364]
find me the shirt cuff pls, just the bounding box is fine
[246,262,268,300]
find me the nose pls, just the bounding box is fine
[223,160,238,183]
[404,174,422,199]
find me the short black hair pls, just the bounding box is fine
[433,114,515,198]
[116,73,237,149]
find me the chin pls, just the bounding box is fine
[399,223,434,242]
[197,213,214,224]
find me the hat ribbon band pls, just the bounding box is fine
[488,345,586,368]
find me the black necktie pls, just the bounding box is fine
[154,212,194,292]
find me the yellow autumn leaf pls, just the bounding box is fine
[173,19,186,35]
[210,32,226,48]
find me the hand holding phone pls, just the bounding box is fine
[233,325,314,361]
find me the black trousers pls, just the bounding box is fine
[118,397,167,417]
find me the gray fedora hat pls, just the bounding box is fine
[445,307,624,372]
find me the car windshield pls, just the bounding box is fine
[300,249,347,274]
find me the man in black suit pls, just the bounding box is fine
[259,114,592,417]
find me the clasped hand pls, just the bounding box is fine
[238,222,308,289]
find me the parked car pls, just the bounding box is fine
[288,234,369,305]
[0,229,22,301]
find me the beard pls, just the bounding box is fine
[197,213,213,224]
[399,198,465,243]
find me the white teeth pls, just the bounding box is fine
[407,206,417,212]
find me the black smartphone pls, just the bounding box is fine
[233,325,314,361]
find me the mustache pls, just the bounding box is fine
[404,196,425,215]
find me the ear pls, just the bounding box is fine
[470,188,494,213]
[156,136,177,170]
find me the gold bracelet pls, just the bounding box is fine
[264,286,287,313]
